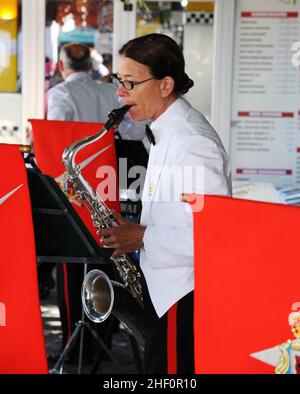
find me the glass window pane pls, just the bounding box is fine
[0,0,21,93]
[45,0,114,112]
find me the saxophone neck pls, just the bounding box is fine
[62,104,132,174]
[62,126,108,174]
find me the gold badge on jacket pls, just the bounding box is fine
[148,182,154,196]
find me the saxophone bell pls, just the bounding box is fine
[82,269,145,348]
[82,269,114,323]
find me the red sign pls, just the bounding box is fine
[0,144,47,373]
[191,195,300,373]
[30,119,120,241]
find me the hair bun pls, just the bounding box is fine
[181,73,194,94]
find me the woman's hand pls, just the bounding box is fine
[97,210,146,257]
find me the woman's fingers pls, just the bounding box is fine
[101,234,117,246]
[111,209,127,224]
[97,228,114,237]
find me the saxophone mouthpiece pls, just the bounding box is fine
[104,104,132,130]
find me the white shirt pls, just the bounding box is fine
[47,72,145,140]
[140,97,232,318]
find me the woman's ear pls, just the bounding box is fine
[160,76,175,98]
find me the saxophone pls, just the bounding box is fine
[62,105,144,346]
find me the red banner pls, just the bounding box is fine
[0,144,47,373]
[30,119,120,241]
[191,195,300,373]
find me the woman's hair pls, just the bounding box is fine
[119,34,194,96]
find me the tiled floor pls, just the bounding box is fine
[40,282,143,374]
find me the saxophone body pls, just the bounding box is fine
[62,105,144,346]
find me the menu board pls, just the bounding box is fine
[231,0,300,187]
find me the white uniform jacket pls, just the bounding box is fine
[140,97,232,318]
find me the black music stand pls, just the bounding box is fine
[26,161,119,374]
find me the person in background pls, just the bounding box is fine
[47,42,145,140]
[98,33,232,374]
[48,42,117,122]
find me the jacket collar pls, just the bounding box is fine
[150,97,191,145]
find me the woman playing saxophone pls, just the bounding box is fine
[98,33,232,374]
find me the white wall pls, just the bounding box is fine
[113,0,137,72]
[211,0,236,154]
[21,0,45,143]
[184,23,214,120]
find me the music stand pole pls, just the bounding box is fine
[77,262,87,374]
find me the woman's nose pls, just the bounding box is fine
[116,84,128,97]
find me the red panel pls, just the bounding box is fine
[191,195,300,374]
[30,119,120,242]
[0,144,47,373]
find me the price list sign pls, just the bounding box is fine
[231,0,300,187]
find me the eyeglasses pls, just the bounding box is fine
[111,74,155,90]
